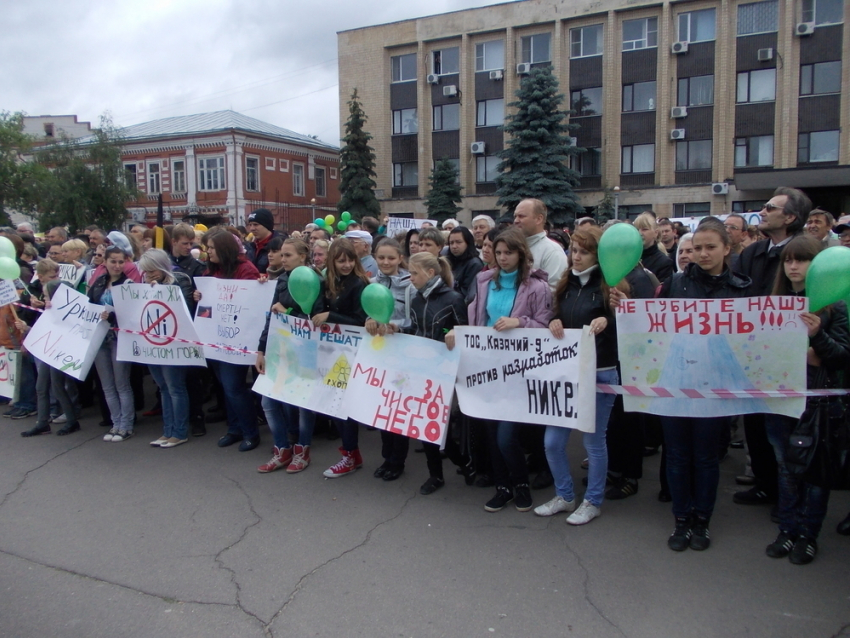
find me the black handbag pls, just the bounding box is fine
[787,394,850,489]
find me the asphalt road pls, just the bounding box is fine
[0,404,848,638]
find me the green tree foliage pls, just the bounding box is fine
[0,111,48,226]
[424,158,463,223]
[495,66,583,225]
[35,114,138,233]
[337,89,381,220]
[593,188,616,224]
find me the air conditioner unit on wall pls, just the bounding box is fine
[427,74,440,85]
[516,63,531,75]
[671,41,689,54]
[670,129,686,140]
[489,69,504,80]
[442,85,458,97]
[757,47,775,61]
[712,182,729,195]
[470,141,486,154]
[796,22,815,36]
[671,106,688,119]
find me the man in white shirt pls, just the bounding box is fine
[513,198,567,291]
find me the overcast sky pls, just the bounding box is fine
[1,0,500,146]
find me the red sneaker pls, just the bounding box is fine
[257,446,292,473]
[323,450,357,478]
[286,444,311,473]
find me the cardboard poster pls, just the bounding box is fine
[0,349,21,401]
[0,279,18,306]
[58,264,86,288]
[386,217,439,236]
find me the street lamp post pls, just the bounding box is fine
[311,198,317,224]
[613,186,621,220]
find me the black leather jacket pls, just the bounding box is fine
[171,253,206,280]
[554,268,618,369]
[404,278,467,342]
[450,255,484,303]
[641,243,674,283]
[660,262,752,299]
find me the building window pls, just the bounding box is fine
[570,24,603,58]
[198,156,225,191]
[521,33,551,63]
[623,17,658,51]
[172,160,185,193]
[264,157,275,170]
[245,157,259,192]
[678,75,714,106]
[735,135,774,167]
[571,148,602,176]
[623,81,656,111]
[147,162,161,194]
[433,104,461,131]
[292,163,305,196]
[571,87,603,116]
[432,47,459,75]
[673,202,711,216]
[330,167,338,179]
[476,156,500,183]
[391,53,417,83]
[43,123,54,137]
[736,68,776,102]
[476,99,504,127]
[737,0,779,35]
[676,140,713,170]
[802,0,843,25]
[279,159,289,172]
[124,163,137,189]
[315,167,326,197]
[475,40,504,71]
[392,108,418,135]
[733,199,768,213]
[393,162,418,187]
[622,144,655,173]
[678,9,716,42]
[800,61,842,95]
[798,130,840,163]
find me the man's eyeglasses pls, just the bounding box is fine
[724,224,743,231]
[762,203,785,213]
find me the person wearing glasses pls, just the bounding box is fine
[734,187,812,511]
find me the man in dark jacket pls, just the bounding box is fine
[246,208,283,275]
[734,186,812,508]
[170,223,205,279]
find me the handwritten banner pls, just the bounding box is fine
[113,283,206,367]
[252,314,364,419]
[0,349,21,401]
[453,327,597,432]
[0,279,18,307]
[23,285,110,379]
[193,277,276,364]
[616,296,808,418]
[346,333,460,447]
[58,264,86,288]
[386,217,438,236]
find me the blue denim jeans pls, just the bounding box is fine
[94,338,134,432]
[209,360,258,439]
[765,413,831,539]
[544,368,619,507]
[660,415,726,519]
[260,396,316,448]
[334,418,359,452]
[148,364,189,440]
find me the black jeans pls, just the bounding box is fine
[380,430,409,469]
[744,413,778,497]
[487,420,530,488]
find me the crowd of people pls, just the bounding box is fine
[4,189,850,564]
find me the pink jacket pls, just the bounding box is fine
[87,261,143,286]
[467,268,553,328]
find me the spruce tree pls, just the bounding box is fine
[424,158,462,223]
[337,89,382,220]
[495,66,583,224]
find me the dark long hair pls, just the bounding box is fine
[491,227,532,290]
[325,238,370,298]
[555,226,628,306]
[771,235,823,296]
[205,231,242,278]
[446,226,478,266]
[403,229,420,257]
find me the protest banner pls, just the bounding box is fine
[454,326,598,433]
[0,349,21,401]
[112,283,206,367]
[58,264,86,288]
[193,277,276,364]
[0,279,18,306]
[23,285,110,380]
[346,332,460,447]
[252,314,365,419]
[616,296,808,418]
[386,217,438,236]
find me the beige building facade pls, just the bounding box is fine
[338,0,850,223]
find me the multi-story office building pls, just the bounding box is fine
[338,0,849,222]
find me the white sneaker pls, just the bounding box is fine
[534,495,576,517]
[51,414,68,425]
[104,428,118,442]
[566,500,601,526]
[150,436,168,447]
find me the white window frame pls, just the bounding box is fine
[570,24,603,58]
[678,8,716,43]
[391,53,417,83]
[198,156,225,192]
[172,159,186,193]
[279,159,289,172]
[330,167,338,180]
[292,163,305,196]
[315,167,327,197]
[124,162,138,190]
[520,33,552,64]
[264,157,275,171]
[147,161,161,194]
[802,0,844,25]
[475,40,505,71]
[245,156,260,192]
[431,47,459,75]
[622,17,658,51]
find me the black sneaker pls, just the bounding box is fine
[514,484,533,512]
[733,487,776,505]
[789,537,817,565]
[606,478,639,500]
[484,486,513,512]
[419,476,444,495]
[766,531,796,558]
[667,516,692,552]
[689,516,711,551]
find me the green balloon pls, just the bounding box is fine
[0,236,15,260]
[0,256,20,281]
[598,223,643,286]
[337,220,348,232]
[361,283,395,324]
[341,211,351,222]
[315,218,326,228]
[289,266,321,315]
[806,245,850,312]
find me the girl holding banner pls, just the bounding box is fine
[465,228,553,512]
[255,238,320,474]
[538,227,624,526]
[311,239,369,478]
